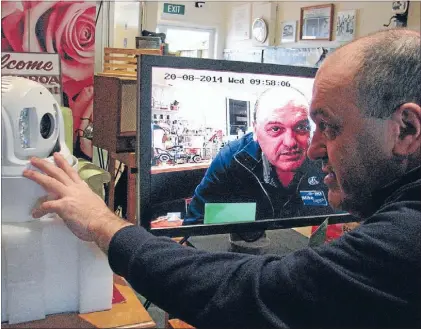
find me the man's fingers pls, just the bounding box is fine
[33,194,57,211]
[23,169,67,197]
[33,195,50,210]
[29,157,74,186]
[32,200,61,218]
[53,153,83,183]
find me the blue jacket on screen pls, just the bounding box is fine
[185,132,334,224]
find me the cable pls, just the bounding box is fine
[95,0,103,26]
[383,15,397,27]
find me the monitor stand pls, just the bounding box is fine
[229,232,271,255]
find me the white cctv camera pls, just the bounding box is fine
[1,76,76,223]
[195,1,205,8]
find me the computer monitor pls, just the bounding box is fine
[137,55,355,237]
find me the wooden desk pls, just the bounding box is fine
[167,318,195,329]
[293,226,312,238]
[2,276,155,329]
[108,152,210,224]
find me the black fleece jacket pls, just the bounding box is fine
[108,166,421,328]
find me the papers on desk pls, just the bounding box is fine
[308,218,328,247]
[112,285,126,304]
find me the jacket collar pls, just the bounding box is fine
[372,165,421,210]
[233,136,314,187]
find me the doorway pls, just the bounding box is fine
[156,25,215,59]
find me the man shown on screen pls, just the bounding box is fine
[184,86,333,225]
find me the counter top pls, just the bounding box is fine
[152,162,210,174]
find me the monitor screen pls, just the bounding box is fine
[137,55,355,237]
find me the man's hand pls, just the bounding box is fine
[23,153,132,253]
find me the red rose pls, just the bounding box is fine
[25,1,96,85]
[1,1,25,51]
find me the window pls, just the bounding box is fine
[156,25,215,59]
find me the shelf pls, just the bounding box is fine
[152,108,180,113]
[152,108,170,111]
[153,83,173,88]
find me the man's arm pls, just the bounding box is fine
[87,212,132,254]
[108,210,419,328]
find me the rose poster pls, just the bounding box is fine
[1,1,96,160]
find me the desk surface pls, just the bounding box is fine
[186,228,310,255]
[2,276,155,329]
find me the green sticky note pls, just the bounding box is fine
[204,203,256,225]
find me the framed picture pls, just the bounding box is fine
[336,10,356,42]
[300,4,334,41]
[280,21,297,43]
[232,3,252,40]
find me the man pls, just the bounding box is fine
[24,29,421,328]
[185,86,333,225]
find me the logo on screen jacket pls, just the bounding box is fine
[300,190,328,206]
[308,176,320,185]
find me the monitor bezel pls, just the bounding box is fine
[136,55,354,236]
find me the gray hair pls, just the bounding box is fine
[353,29,421,119]
[253,86,310,123]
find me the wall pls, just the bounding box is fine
[225,1,421,50]
[407,1,421,31]
[140,1,156,31]
[226,2,278,50]
[95,1,113,74]
[113,2,141,49]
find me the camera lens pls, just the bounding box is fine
[40,113,54,139]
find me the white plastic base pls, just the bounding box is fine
[1,215,113,324]
[2,155,78,224]
[1,176,47,223]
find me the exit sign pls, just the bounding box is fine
[163,3,185,15]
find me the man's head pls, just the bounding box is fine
[308,28,421,217]
[253,86,311,172]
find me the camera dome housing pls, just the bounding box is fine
[1,76,76,222]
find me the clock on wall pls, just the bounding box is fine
[252,17,268,44]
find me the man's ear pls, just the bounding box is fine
[252,122,258,141]
[391,103,421,156]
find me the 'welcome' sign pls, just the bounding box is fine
[1,52,63,105]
